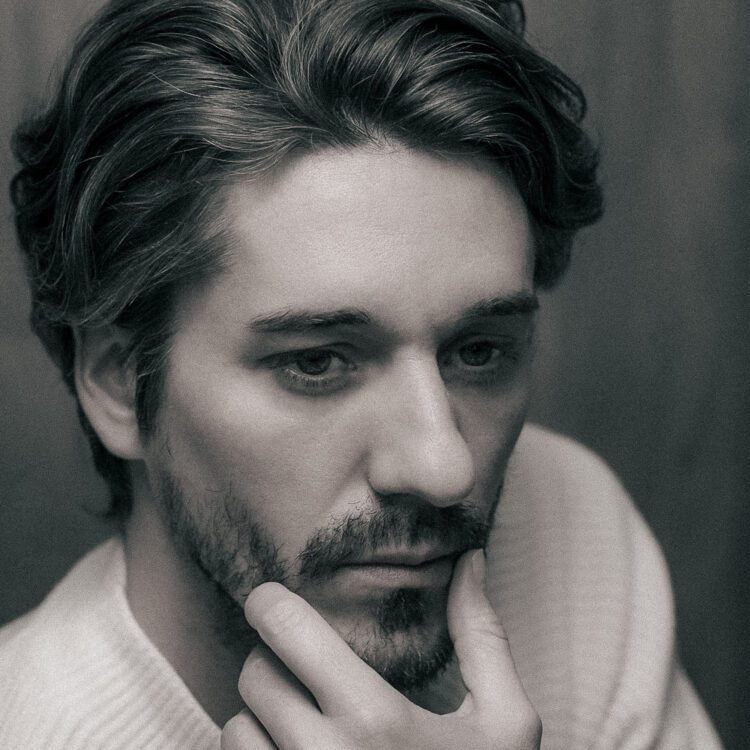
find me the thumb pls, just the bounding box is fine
[448,549,523,709]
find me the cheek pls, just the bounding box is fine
[156,372,366,551]
[457,384,530,492]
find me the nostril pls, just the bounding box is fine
[368,428,476,507]
[366,356,476,504]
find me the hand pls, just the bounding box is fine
[221,549,541,749]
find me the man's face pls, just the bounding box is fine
[140,146,535,691]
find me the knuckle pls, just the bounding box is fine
[480,698,541,749]
[456,605,504,644]
[506,703,542,748]
[325,725,360,750]
[454,619,505,663]
[351,697,405,735]
[352,702,387,732]
[237,649,267,698]
[258,597,305,637]
[470,611,505,641]
[220,713,248,748]
[381,710,416,745]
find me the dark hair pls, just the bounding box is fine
[11,0,603,518]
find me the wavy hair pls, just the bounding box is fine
[11,0,603,517]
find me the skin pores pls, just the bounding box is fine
[129,145,536,694]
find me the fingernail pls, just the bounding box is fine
[471,548,486,588]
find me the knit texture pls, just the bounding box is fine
[0,425,722,749]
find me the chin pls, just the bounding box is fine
[331,587,455,692]
[349,621,455,693]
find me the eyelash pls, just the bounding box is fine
[268,350,356,394]
[443,340,522,387]
[267,340,522,396]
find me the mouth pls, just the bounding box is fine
[334,548,461,588]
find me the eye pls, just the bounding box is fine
[440,336,524,387]
[266,347,358,395]
[295,350,334,376]
[457,341,496,367]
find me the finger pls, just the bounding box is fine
[238,643,324,747]
[448,549,528,711]
[245,582,397,716]
[221,709,277,750]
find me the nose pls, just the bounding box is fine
[365,354,476,507]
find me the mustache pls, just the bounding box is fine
[296,500,496,581]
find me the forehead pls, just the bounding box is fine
[191,147,534,333]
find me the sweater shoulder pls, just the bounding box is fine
[0,541,125,700]
[0,539,218,749]
[500,423,661,559]
[508,422,631,503]
[490,424,678,748]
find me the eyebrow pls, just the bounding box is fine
[249,291,538,335]
[250,308,373,334]
[460,292,539,321]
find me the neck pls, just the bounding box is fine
[123,491,246,726]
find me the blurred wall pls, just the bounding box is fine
[1,1,747,746]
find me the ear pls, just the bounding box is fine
[74,326,144,460]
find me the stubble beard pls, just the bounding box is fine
[157,471,497,693]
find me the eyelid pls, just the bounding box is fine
[439,334,528,386]
[439,332,517,359]
[261,343,352,366]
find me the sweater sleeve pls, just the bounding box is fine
[654,665,724,749]
[591,481,723,750]
[486,424,723,750]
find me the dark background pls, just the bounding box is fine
[1,1,747,746]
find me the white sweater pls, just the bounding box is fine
[0,425,723,749]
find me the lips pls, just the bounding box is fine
[344,547,461,567]
[333,548,461,589]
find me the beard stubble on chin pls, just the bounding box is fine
[156,471,498,693]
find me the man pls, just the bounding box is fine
[0,0,721,747]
